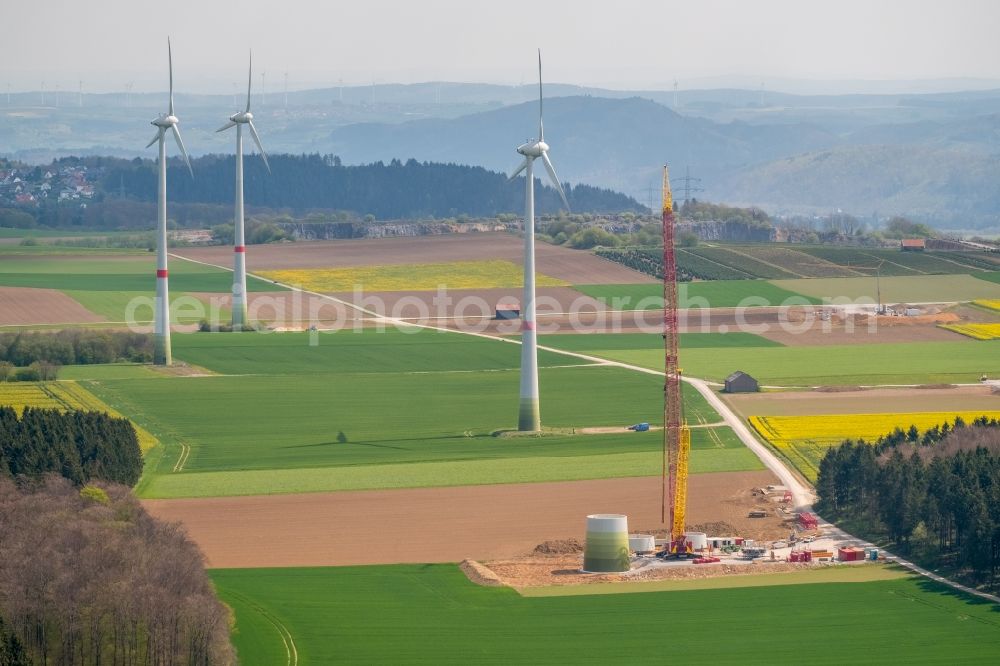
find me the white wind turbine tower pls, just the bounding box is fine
[217,51,270,329]
[146,38,193,365]
[508,49,570,431]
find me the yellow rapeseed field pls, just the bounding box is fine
[0,382,158,453]
[749,410,1000,481]
[259,260,569,292]
[972,299,1000,312]
[939,323,1000,340]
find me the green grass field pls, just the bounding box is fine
[0,244,147,255]
[141,434,759,498]
[57,364,163,380]
[211,564,1000,665]
[540,334,1000,385]
[575,281,821,308]
[171,329,572,375]
[80,329,756,498]
[63,289,232,323]
[0,255,285,292]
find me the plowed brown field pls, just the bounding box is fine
[0,287,104,325]
[173,234,654,284]
[143,470,778,568]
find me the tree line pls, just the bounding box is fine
[118,154,639,218]
[0,476,235,664]
[0,406,143,486]
[2,154,641,231]
[0,330,153,371]
[816,416,1000,587]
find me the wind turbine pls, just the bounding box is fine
[146,38,193,365]
[217,51,270,329]
[508,49,570,431]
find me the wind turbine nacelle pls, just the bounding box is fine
[152,114,179,128]
[517,140,548,158]
[231,111,253,123]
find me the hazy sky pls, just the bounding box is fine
[3,0,1000,93]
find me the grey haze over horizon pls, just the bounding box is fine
[3,0,1000,95]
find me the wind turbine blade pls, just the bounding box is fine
[168,37,174,116]
[246,49,253,113]
[146,129,163,149]
[541,153,569,210]
[216,120,237,132]
[247,120,271,173]
[537,48,544,142]
[507,158,529,181]
[170,125,194,177]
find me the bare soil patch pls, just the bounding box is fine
[146,361,218,377]
[759,313,966,346]
[0,287,104,326]
[725,385,1000,417]
[142,470,778,568]
[459,559,506,587]
[174,234,654,284]
[476,556,841,589]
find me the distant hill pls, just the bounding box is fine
[324,96,839,197]
[7,83,1000,228]
[719,144,1000,224]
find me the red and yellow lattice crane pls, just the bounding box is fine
[661,165,693,556]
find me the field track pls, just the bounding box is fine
[143,471,776,568]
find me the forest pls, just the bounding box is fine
[1,154,640,230]
[816,417,1000,588]
[0,476,234,665]
[0,331,153,369]
[0,407,143,486]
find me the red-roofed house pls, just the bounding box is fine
[901,239,926,251]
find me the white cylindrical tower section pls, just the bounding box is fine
[583,514,630,573]
[684,531,708,551]
[628,534,656,553]
[153,134,171,366]
[232,123,249,329]
[518,157,540,431]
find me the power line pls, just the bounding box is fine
[675,165,703,207]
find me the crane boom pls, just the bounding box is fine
[661,165,692,555]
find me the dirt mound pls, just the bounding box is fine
[914,384,958,390]
[533,539,584,555]
[460,559,506,587]
[686,521,741,536]
[813,385,865,393]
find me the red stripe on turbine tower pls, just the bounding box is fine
[156,269,168,278]
[523,321,536,331]
[235,245,246,252]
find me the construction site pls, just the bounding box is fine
[457,166,890,590]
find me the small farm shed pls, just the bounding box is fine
[901,238,926,251]
[495,302,520,320]
[724,370,759,393]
